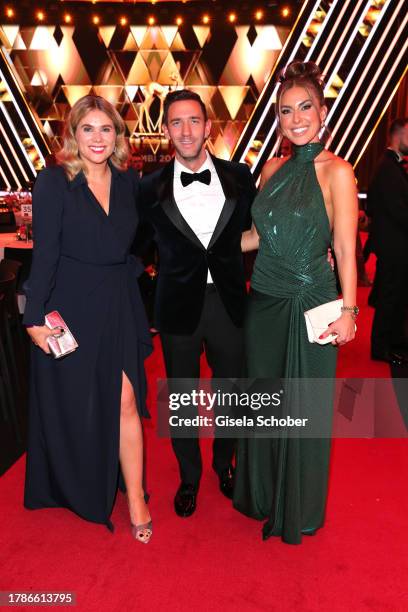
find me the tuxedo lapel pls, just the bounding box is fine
[386,150,408,183]
[157,160,205,250]
[208,155,238,249]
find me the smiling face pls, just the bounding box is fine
[75,109,116,171]
[163,99,211,171]
[279,85,327,146]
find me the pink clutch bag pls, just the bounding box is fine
[45,310,78,359]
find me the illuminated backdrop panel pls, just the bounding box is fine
[0,21,289,167]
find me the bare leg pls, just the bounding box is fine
[119,372,151,532]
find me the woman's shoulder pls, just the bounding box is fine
[36,164,66,180]
[318,151,353,173]
[317,151,355,185]
[33,165,69,192]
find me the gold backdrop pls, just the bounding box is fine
[0,22,289,161]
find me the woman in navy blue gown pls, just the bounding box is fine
[24,95,153,542]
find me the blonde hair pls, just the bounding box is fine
[56,95,128,180]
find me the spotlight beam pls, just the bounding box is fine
[325,0,395,140]
[353,66,408,168]
[0,102,34,178]
[0,164,12,190]
[0,48,49,163]
[0,143,22,189]
[324,0,374,93]
[0,67,46,167]
[331,0,404,153]
[344,18,408,161]
[315,0,353,67]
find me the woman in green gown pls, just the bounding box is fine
[233,61,358,544]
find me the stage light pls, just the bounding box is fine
[335,5,405,160]
[6,7,14,18]
[228,13,237,23]
[0,113,31,182]
[64,14,72,24]
[92,15,100,25]
[255,10,264,21]
[327,0,394,144]
[308,21,321,35]
[366,8,381,23]
[176,17,183,26]
[202,14,210,24]
[119,17,128,26]
[148,16,156,26]
[36,10,45,22]
[281,7,291,18]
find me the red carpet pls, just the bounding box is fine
[1,282,407,611]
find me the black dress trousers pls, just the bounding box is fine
[160,286,244,486]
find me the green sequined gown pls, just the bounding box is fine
[233,143,338,544]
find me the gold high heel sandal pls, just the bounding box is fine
[127,494,152,544]
[131,521,153,544]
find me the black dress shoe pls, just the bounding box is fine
[174,483,197,517]
[371,351,408,366]
[217,465,235,500]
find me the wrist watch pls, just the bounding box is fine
[341,305,359,318]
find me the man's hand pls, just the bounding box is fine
[327,247,335,271]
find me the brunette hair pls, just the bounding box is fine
[163,89,208,125]
[56,95,128,180]
[276,60,326,126]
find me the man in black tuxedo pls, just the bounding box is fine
[140,90,256,517]
[368,118,408,364]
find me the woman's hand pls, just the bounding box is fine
[26,325,64,354]
[319,313,356,346]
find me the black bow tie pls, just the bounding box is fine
[180,169,211,187]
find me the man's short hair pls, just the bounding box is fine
[163,89,208,125]
[390,117,408,137]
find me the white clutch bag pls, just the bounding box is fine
[304,299,356,345]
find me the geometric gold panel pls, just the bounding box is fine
[0,22,289,158]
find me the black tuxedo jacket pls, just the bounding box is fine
[140,156,257,334]
[367,149,408,258]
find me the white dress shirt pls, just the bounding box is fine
[174,151,225,283]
